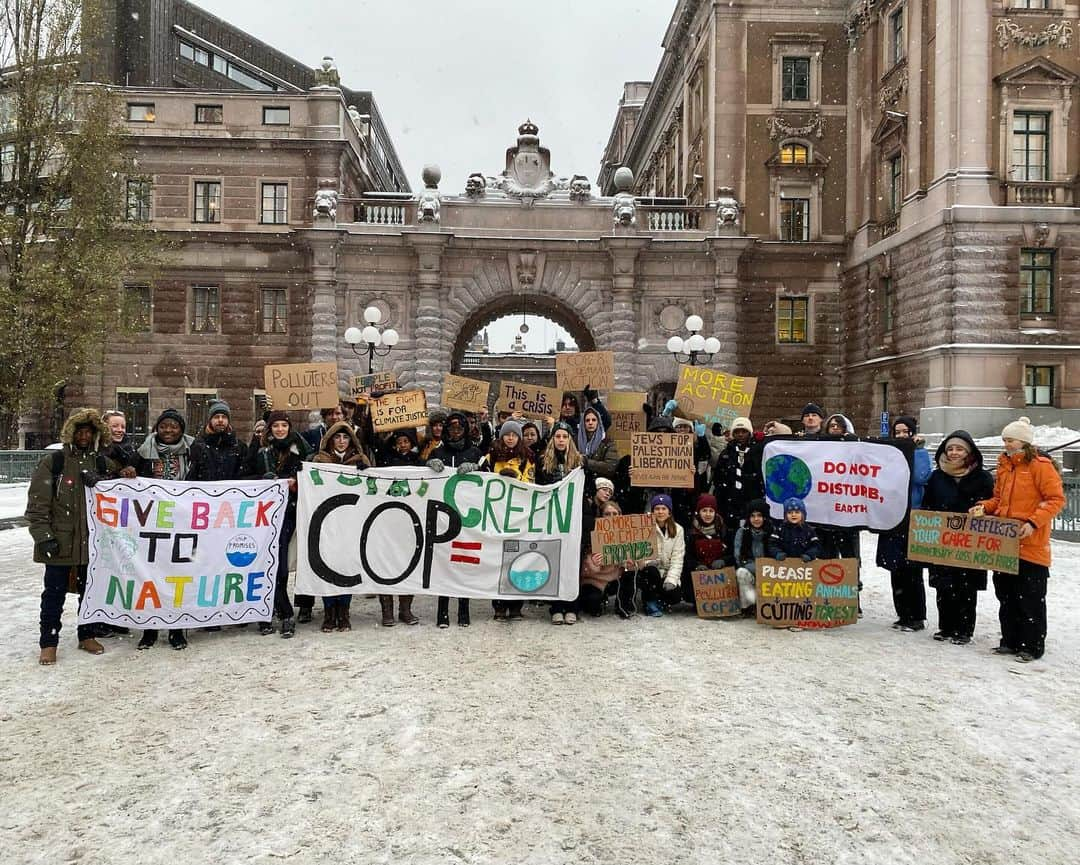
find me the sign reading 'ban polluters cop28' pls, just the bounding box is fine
[295,464,584,601]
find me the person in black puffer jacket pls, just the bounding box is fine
[768,498,822,560]
[187,401,250,482]
[921,430,994,645]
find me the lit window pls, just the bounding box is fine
[777,297,809,344]
[191,285,220,333]
[260,183,288,224]
[1024,366,1055,406]
[1020,249,1055,314]
[780,143,808,165]
[127,103,155,122]
[193,180,221,223]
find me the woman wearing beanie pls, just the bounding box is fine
[690,493,728,571]
[875,415,933,631]
[638,494,686,617]
[974,417,1065,662]
[252,410,312,638]
[922,431,994,645]
[481,420,535,622]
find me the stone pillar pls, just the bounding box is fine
[601,238,650,389]
[307,237,339,364]
[404,233,450,406]
[708,237,754,373]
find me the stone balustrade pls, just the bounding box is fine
[1003,180,1075,206]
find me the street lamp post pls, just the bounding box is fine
[666,314,721,366]
[344,306,399,374]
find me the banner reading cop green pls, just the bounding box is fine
[296,465,583,601]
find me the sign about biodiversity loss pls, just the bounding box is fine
[754,557,859,629]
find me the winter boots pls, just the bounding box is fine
[379,596,395,627]
[322,607,338,633]
[398,596,419,626]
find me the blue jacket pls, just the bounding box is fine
[768,521,822,560]
[910,447,931,509]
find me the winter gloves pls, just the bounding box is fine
[426,459,445,473]
[425,459,478,475]
[457,462,478,475]
[583,383,598,404]
[37,539,61,559]
[662,399,678,417]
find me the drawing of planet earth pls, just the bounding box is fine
[764,454,813,504]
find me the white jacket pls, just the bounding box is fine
[652,523,685,587]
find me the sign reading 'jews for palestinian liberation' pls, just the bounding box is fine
[264,362,340,410]
[692,568,742,618]
[906,509,1021,574]
[296,465,583,600]
[556,351,615,391]
[80,478,289,628]
[370,390,429,432]
[754,557,859,628]
[442,374,491,414]
[629,433,694,488]
[675,366,757,431]
[761,438,913,531]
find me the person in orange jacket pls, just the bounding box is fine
[973,417,1065,663]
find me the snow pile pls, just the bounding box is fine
[0,527,1078,864]
[0,482,29,521]
[974,424,1080,451]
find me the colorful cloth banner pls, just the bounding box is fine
[79,478,289,627]
[295,464,583,601]
[761,438,912,530]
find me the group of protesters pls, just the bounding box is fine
[27,383,1064,667]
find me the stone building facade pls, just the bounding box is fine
[600,0,1080,437]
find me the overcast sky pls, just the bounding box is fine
[195,0,673,351]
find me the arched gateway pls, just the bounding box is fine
[311,122,841,422]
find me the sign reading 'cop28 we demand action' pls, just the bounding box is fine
[761,438,913,531]
[80,478,289,628]
[296,464,583,601]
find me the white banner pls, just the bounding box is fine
[79,478,289,627]
[296,464,584,601]
[761,439,912,531]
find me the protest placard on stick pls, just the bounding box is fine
[607,391,648,412]
[370,390,429,432]
[674,365,757,430]
[754,557,859,628]
[629,432,694,488]
[590,514,655,567]
[905,510,1021,574]
[350,371,397,398]
[556,351,615,391]
[692,568,742,618]
[494,380,561,420]
[442,374,491,414]
[264,362,340,410]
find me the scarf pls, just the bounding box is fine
[576,418,605,458]
[138,434,194,480]
[938,454,973,478]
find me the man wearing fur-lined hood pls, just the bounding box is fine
[25,408,119,665]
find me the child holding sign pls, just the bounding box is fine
[768,498,821,562]
[733,499,772,615]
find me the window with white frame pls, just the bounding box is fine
[886,6,905,68]
[771,35,825,108]
[190,285,220,333]
[777,296,809,343]
[193,180,221,223]
[1020,248,1055,314]
[780,197,810,242]
[260,288,288,334]
[1024,365,1055,406]
[1011,111,1050,181]
[260,182,288,224]
[782,57,810,103]
[126,178,151,222]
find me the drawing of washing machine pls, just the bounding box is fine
[498,539,562,598]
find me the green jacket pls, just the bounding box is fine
[25,408,111,566]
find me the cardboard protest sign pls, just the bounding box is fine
[754,557,859,628]
[80,478,289,628]
[556,351,615,391]
[370,389,429,432]
[607,391,648,412]
[297,465,584,600]
[761,438,913,531]
[264,362,340,410]
[442,373,491,414]
[350,371,397,398]
[674,365,757,430]
[629,432,694,488]
[607,391,647,448]
[494,380,561,420]
[906,510,1021,574]
[590,514,655,567]
[692,568,742,618]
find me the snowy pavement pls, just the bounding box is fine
[1,526,1077,865]
[0,482,29,521]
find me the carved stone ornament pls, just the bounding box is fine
[465,172,486,199]
[483,120,572,200]
[313,187,338,222]
[517,252,537,287]
[996,18,1073,51]
[568,174,592,203]
[845,0,883,47]
[613,191,637,226]
[766,113,825,140]
[878,70,908,111]
[313,56,341,88]
[715,186,742,229]
[417,187,441,223]
[1034,222,1051,247]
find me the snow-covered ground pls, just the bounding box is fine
[974,423,1080,452]
[1,526,1077,865]
[0,482,29,521]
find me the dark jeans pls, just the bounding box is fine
[890,562,927,623]
[639,565,683,608]
[273,513,296,620]
[550,597,579,615]
[935,579,979,638]
[492,600,524,615]
[40,564,94,649]
[323,595,352,610]
[994,562,1049,658]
